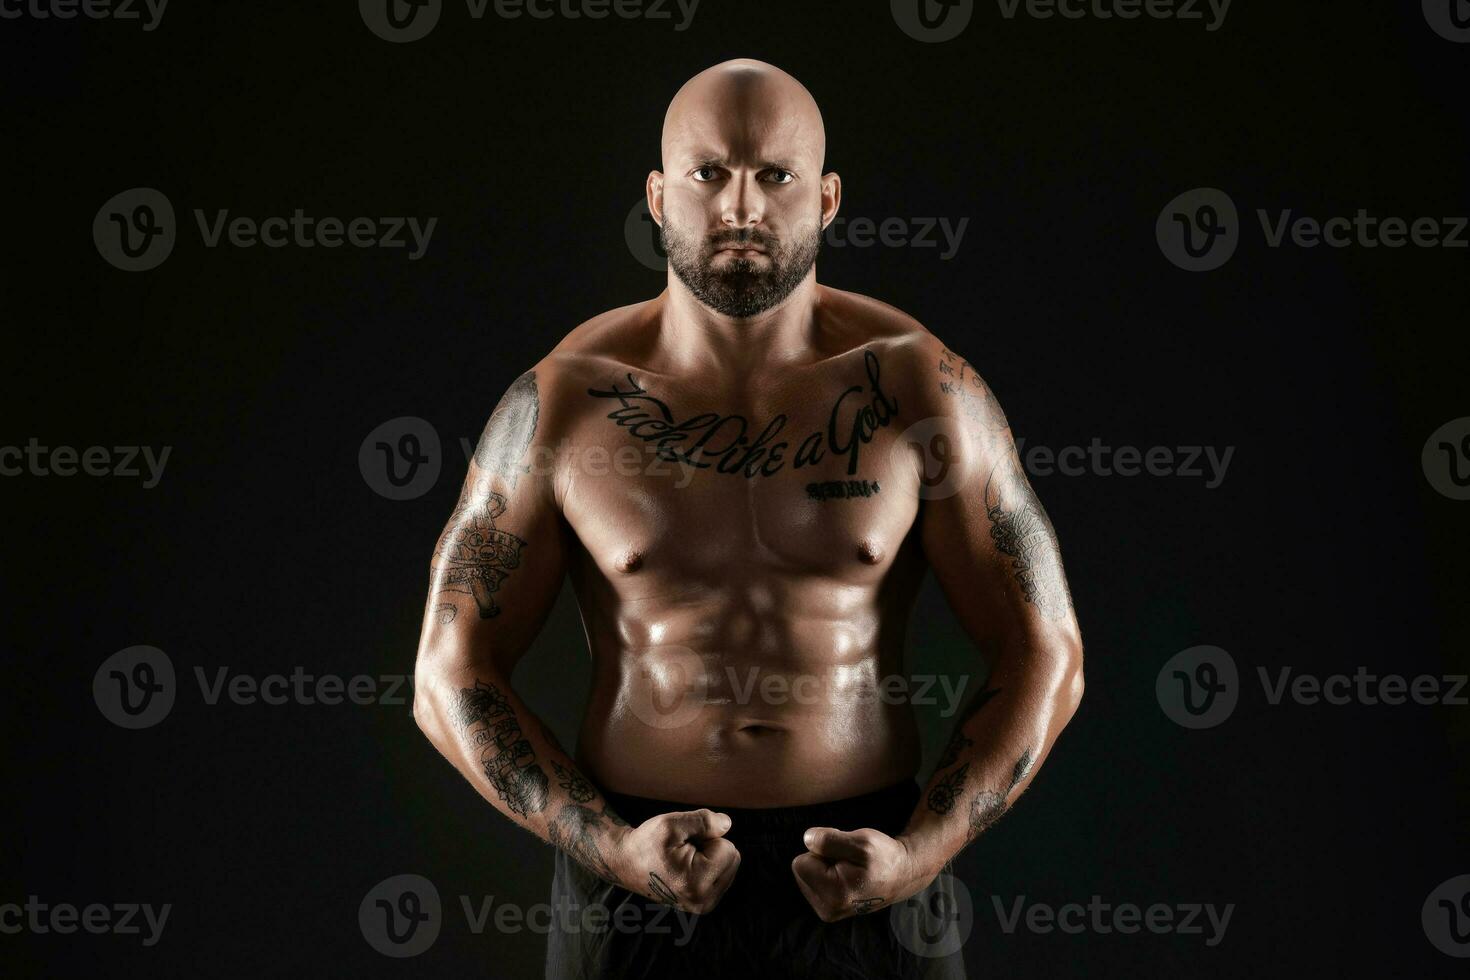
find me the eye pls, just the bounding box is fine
[692,166,720,182]
[765,169,795,184]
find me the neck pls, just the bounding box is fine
[656,269,822,375]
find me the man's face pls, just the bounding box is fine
[661,189,822,319]
[657,111,828,318]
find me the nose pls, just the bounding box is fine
[719,173,765,231]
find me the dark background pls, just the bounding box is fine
[3,1,1467,976]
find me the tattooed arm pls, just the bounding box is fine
[412,365,740,914]
[900,335,1085,870]
[792,334,1084,923]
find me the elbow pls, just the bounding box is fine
[1060,641,1085,721]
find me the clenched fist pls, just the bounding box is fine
[791,827,933,922]
[611,808,742,914]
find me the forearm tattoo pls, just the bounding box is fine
[934,685,1002,771]
[965,747,1035,844]
[551,760,596,804]
[927,685,1002,814]
[454,679,549,817]
[983,454,1073,622]
[547,803,618,882]
[432,372,540,618]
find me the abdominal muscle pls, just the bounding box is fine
[574,591,924,808]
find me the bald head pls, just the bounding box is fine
[650,59,838,319]
[661,59,826,174]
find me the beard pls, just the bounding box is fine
[662,212,822,319]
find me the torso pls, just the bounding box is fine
[545,286,935,807]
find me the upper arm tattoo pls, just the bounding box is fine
[937,348,1009,434]
[432,371,541,618]
[983,454,1073,622]
[474,371,540,485]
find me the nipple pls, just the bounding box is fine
[615,549,644,573]
[858,541,884,565]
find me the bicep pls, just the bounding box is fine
[914,343,1076,642]
[418,369,570,675]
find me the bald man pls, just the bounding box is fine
[412,59,1084,979]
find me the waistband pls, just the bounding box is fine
[601,780,921,841]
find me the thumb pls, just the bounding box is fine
[802,827,870,864]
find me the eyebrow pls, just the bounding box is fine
[693,156,796,171]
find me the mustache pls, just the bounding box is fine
[708,230,777,250]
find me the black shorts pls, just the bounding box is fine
[545,779,969,979]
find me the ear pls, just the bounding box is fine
[820,171,842,230]
[646,170,666,226]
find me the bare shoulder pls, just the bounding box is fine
[499,299,659,436]
[816,286,1008,432]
